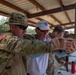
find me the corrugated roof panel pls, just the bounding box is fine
[62,0,76,6]
[39,15,59,26]
[73,24,75,26]
[28,18,39,23]
[0,4,18,14]
[53,12,70,23]
[67,9,75,22]
[36,0,60,10]
[28,8,42,13]
[66,25,73,27]
[53,21,60,25]
[28,23,36,26]
[40,15,55,23]
[5,0,36,11]
[0,0,75,29]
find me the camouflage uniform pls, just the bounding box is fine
[46,38,61,75]
[0,12,55,75]
[0,33,54,75]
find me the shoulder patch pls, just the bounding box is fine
[0,34,6,40]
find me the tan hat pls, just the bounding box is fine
[9,12,28,26]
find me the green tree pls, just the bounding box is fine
[0,16,36,34]
[26,27,36,35]
[0,17,9,33]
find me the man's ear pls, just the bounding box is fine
[61,32,64,37]
[10,24,15,30]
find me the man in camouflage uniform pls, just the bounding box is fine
[47,26,65,75]
[0,12,56,75]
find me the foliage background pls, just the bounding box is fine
[0,16,36,34]
[0,16,74,34]
[0,17,9,33]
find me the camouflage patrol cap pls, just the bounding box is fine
[9,12,28,26]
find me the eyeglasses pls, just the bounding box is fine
[17,25,28,30]
[36,27,49,33]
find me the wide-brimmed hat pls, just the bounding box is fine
[7,12,28,27]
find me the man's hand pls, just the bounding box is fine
[51,38,60,51]
[64,38,76,53]
[51,38,76,53]
[59,38,76,53]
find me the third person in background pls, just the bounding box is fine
[47,25,65,75]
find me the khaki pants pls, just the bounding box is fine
[47,54,61,75]
[1,54,27,75]
[11,54,27,75]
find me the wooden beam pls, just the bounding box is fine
[49,15,62,24]
[64,12,73,25]
[0,10,75,30]
[0,11,9,17]
[56,22,75,26]
[28,0,61,25]
[0,1,40,26]
[65,26,75,29]
[0,0,29,14]
[28,20,36,24]
[36,17,54,27]
[28,0,45,11]
[28,21,75,27]
[57,0,73,27]
[27,4,75,18]
[0,0,53,25]
[57,0,64,10]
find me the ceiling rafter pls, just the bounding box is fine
[56,22,75,26]
[36,17,54,27]
[0,0,75,29]
[49,14,62,24]
[0,9,75,28]
[0,0,29,14]
[65,26,75,29]
[0,0,38,25]
[0,11,36,27]
[27,4,75,18]
[0,0,54,27]
[57,0,73,27]
[0,11,9,16]
[28,0,62,25]
[28,0,45,11]
[28,20,36,24]
[0,10,75,29]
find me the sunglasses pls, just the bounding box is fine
[36,27,49,33]
[17,25,28,30]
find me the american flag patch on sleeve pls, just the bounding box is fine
[0,34,6,40]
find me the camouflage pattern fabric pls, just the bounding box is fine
[0,33,54,75]
[8,12,28,26]
[47,53,62,75]
[46,53,55,75]
[47,38,61,75]
[24,34,35,40]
